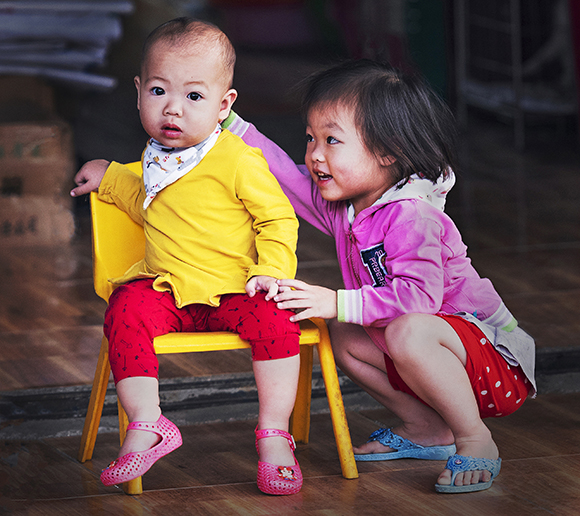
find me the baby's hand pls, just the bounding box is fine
[70,159,110,197]
[274,279,337,322]
[245,275,279,300]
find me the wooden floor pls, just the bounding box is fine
[2,394,580,515]
[2,20,580,514]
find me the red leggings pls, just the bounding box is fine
[104,279,300,384]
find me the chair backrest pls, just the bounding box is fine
[91,161,145,302]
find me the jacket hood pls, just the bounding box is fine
[348,170,456,223]
[381,170,455,210]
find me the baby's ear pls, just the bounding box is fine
[219,88,238,122]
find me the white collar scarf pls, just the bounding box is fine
[142,125,221,209]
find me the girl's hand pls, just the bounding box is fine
[245,275,279,300]
[70,159,110,197]
[274,279,337,322]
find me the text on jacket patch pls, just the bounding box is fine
[360,244,388,287]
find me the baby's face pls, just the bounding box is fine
[135,40,236,148]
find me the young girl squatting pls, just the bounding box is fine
[223,60,536,493]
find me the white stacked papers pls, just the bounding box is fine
[0,0,134,90]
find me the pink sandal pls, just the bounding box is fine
[255,427,303,495]
[100,414,182,486]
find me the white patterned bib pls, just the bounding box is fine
[142,125,221,209]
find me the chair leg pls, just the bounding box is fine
[313,318,359,480]
[78,336,111,463]
[118,399,129,446]
[117,400,144,495]
[290,345,313,444]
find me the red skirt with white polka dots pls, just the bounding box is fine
[384,314,532,418]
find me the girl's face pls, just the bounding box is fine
[135,40,237,148]
[305,103,396,216]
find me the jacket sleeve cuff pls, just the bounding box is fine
[337,289,364,325]
[482,301,518,332]
[221,110,250,138]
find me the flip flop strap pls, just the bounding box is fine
[368,428,422,451]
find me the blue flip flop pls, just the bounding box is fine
[354,428,456,462]
[435,454,502,493]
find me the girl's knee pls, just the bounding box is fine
[384,313,429,361]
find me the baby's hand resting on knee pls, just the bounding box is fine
[245,275,279,300]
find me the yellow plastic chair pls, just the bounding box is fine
[78,163,358,494]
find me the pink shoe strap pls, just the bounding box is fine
[255,427,296,451]
[127,414,165,433]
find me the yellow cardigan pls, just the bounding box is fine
[98,130,298,308]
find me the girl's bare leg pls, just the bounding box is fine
[253,354,300,465]
[115,376,162,456]
[385,314,499,487]
[329,320,455,454]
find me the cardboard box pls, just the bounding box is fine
[0,77,76,246]
[0,120,75,200]
[0,195,74,247]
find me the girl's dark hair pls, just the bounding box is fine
[301,59,457,185]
